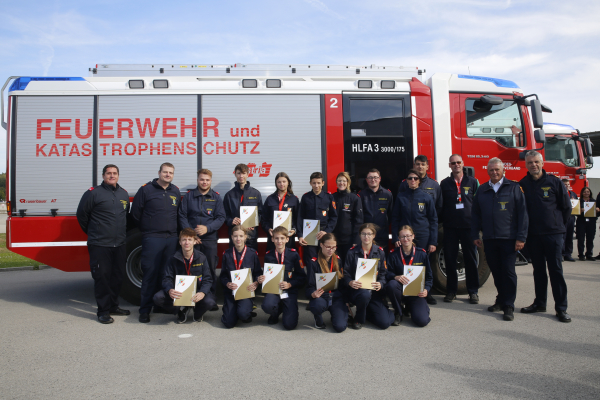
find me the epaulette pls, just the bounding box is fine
[305,191,310,195]
[255,250,258,255]
[336,255,340,259]
[173,184,179,189]
[215,191,220,195]
[142,183,147,186]
[379,246,383,250]
[350,245,357,250]
[357,193,361,197]
[311,257,317,261]
[266,250,271,254]
[327,191,332,194]
[290,248,296,252]
[88,187,94,191]
[387,189,391,192]
[390,248,395,253]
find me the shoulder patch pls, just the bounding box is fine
[89,187,94,191]
[332,201,336,209]
[311,257,317,261]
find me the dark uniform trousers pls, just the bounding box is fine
[575,218,595,257]
[384,280,430,327]
[349,289,394,329]
[140,236,178,314]
[528,234,568,311]
[443,227,479,294]
[221,295,254,329]
[309,295,348,333]
[483,239,518,309]
[261,293,299,330]
[152,290,217,319]
[562,216,575,257]
[88,244,126,317]
[195,241,219,294]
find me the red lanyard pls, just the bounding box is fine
[278,193,286,211]
[232,246,247,270]
[240,195,244,205]
[363,246,372,259]
[183,253,194,275]
[329,257,334,273]
[455,177,462,203]
[275,249,285,264]
[401,247,416,266]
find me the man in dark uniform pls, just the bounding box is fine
[472,157,528,322]
[440,154,480,304]
[519,151,572,323]
[179,168,225,309]
[561,179,577,262]
[298,172,338,266]
[76,164,130,324]
[223,163,264,250]
[358,169,392,253]
[131,162,181,323]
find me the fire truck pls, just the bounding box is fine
[3,63,577,304]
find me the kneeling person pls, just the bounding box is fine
[153,228,216,323]
[385,225,432,327]
[259,226,307,330]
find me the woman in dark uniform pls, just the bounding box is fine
[576,187,598,261]
[333,172,363,267]
[262,172,299,251]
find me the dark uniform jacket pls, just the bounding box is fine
[264,248,306,294]
[399,175,442,215]
[162,248,212,294]
[357,186,392,246]
[76,182,129,247]
[519,170,571,237]
[178,187,226,242]
[220,246,262,291]
[439,174,479,229]
[471,178,528,242]
[342,245,387,288]
[131,178,181,238]
[297,190,338,235]
[305,255,344,299]
[386,247,433,293]
[261,191,300,234]
[391,187,438,247]
[333,190,363,245]
[223,181,263,242]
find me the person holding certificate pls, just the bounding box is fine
[343,223,394,330]
[333,172,363,267]
[306,233,348,332]
[384,225,432,327]
[575,187,598,261]
[261,172,299,251]
[258,226,306,330]
[152,228,216,323]
[220,226,262,328]
[223,163,264,250]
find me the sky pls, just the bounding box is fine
[1,0,599,174]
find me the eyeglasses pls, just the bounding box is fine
[360,232,374,237]
[323,246,337,251]
[399,235,413,240]
[406,177,419,181]
[450,161,463,165]
[366,176,380,181]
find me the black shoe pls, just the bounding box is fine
[488,303,502,312]
[392,313,402,326]
[210,305,219,312]
[267,315,279,325]
[350,321,362,330]
[109,307,130,316]
[503,307,514,321]
[193,313,203,322]
[177,307,189,324]
[98,315,114,324]
[250,312,257,318]
[443,293,456,303]
[520,303,546,313]
[563,255,575,262]
[139,313,150,323]
[314,315,326,329]
[579,256,586,261]
[402,305,411,317]
[426,293,437,305]
[241,316,253,323]
[586,256,596,261]
[556,310,571,323]
[469,293,479,304]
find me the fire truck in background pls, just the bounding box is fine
[2,63,573,304]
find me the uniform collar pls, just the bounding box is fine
[526,169,547,182]
[234,181,251,191]
[152,178,172,190]
[193,187,213,198]
[101,181,119,191]
[312,190,325,198]
[174,248,202,263]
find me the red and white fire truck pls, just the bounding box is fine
[3,63,591,304]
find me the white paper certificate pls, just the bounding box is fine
[231,268,250,298]
[402,265,424,291]
[303,219,320,246]
[262,263,285,295]
[273,211,292,231]
[316,272,338,291]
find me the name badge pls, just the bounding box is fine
[586,218,589,222]
[280,292,289,299]
[456,203,465,209]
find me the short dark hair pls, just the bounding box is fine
[407,169,421,182]
[179,227,196,239]
[414,155,428,164]
[102,164,119,175]
[310,172,324,181]
[235,163,249,174]
[561,178,569,183]
[366,169,381,177]
[159,162,175,172]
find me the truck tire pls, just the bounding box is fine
[120,229,143,306]
[430,227,491,295]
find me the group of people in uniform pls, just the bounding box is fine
[76,150,573,330]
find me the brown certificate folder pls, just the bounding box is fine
[303,219,320,246]
[262,263,285,295]
[273,211,292,231]
[231,268,255,300]
[240,206,259,229]
[570,199,580,216]
[173,275,198,307]
[583,202,596,217]
[402,265,425,296]
[355,258,378,290]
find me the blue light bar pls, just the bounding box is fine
[544,122,576,130]
[457,74,519,89]
[9,77,85,91]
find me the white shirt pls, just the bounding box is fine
[489,177,504,193]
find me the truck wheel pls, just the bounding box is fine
[430,227,491,295]
[120,229,143,306]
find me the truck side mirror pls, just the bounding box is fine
[530,99,544,128]
[587,155,594,166]
[534,129,545,144]
[584,138,593,157]
[541,103,552,113]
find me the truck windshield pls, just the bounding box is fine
[545,136,580,167]
[466,99,525,148]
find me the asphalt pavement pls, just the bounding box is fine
[0,261,599,399]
